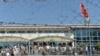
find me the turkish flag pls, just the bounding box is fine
[80,2,89,23]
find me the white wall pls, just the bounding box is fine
[0,33,74,40]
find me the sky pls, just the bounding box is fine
[0,0,100,25]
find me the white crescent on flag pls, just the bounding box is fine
[80,2,89,23]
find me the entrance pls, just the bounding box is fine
[30,36,73,46]
[28,36,74,55]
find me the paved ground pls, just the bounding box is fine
[26,54,100,56]
[26,55,74,56]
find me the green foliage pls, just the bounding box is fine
[79,42,84,47]
[97,42,100,50]
[97,42,100,48]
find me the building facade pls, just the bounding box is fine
[72,25,100,47]
[0,24,99,47]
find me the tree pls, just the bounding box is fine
[97,42,100,51]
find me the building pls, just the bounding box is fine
[0,24,99,47]
[72,24,100,47]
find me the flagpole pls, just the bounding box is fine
[80,0,92,56]
[87,20,92,56]
[85,0,92,56]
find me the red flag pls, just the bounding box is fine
[80,2,89,22]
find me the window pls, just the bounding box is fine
[7,31,16,33]
[82,37,87,40]
[38,30,43,33]
[74,29,81,36]
[98,37,100,40]
[0,31,5,33]
[98,29,100,36]
[81,28,88,36]
[90,29,98,36]
[27,31,36,33]
[18,31,25,33]
[93,37,98,40]
[44,30,52,33]
[76,37,81,40]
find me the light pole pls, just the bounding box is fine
[74,39,77,56]
[28,41,31,55]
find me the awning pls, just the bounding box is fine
[0,36,28,42]
[30,36,74,42]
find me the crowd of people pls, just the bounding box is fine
[0,43,28,56]
[0,42,99,56]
